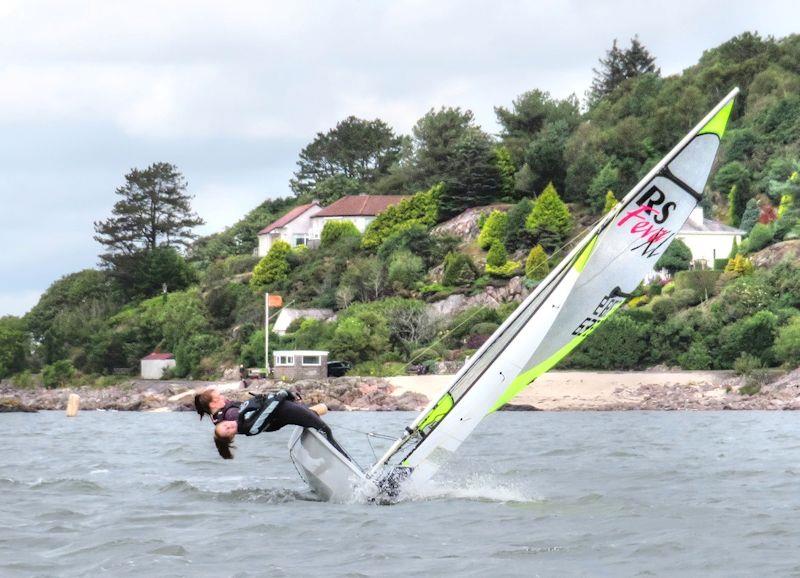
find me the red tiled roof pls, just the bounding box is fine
[312,195,409,218]
[142,352,174,361]
[258,203,317,235]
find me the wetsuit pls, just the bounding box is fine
[211,400,241,424]
[236,392,348,457]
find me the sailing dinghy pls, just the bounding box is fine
[289,88,739,502]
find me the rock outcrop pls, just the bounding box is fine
[425,276,528,318]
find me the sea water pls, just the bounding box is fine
[2,411,799,577]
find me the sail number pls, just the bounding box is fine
[572,292,625,336]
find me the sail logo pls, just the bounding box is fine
[572,292,625,336]
[616,185,677,258]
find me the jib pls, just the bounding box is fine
[635,185,675,224]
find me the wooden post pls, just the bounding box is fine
[66,393,80,417]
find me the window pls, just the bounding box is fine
[293,235,307,247]
[301,355,321,366]
[275,355,294,366]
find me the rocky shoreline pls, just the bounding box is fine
[0,369,798,413]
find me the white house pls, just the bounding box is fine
[308,194,409,240]
[272,350,329,380]
[272,307,335,335]
[257,202,322,256]
[140,352,176,380]
[676,206,746,267]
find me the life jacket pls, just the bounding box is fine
[236,390,290,436]
[211,400,241,425]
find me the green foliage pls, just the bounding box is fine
[567,313,650,369]
[525,245,549,281]
[588,162,620,211]
[362,184,440,249]
[503,198,535,251]
[290,116,404,196]
[175,334,222,379]
[674,270,721,302]
[0,316,29,378]
[442,252,479,287]
[42,360,76,389]
[774,315,800,365]
[525,183,572,250]
[588,36,659,107]
[603,190,619,214]
[485,261,522,278]
[677,341,713,370]
[127,247,196,299]
[338,256,386,305]
[733,352,765,377]
[478,210,509,249]
[407,107,478,190]
[739,198,761,233]
[486,240,508,267]
[330,313,390,364]
[440,131,505,220]
[250,240,292,291]
[493,146,516,198]
[351,361,407,377]
[240,329,266,368]
[377,223,449,268]
[655,239,692,274]
[719,311,778,366]
[387,251,425,291]
[311,175,363,205]
[320,220,361,248]
[744,223,775,253]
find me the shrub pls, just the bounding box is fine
[603,190,619,214]
[250,240,292,290]
[723,254,754,276]
[672,288,701,308]
[486,261,521,278]
[42,360,76,389]
[739,198,760,233]
[351,361,407,377]
[504,199,535,251]
[442,252,479,287]
[486,240,508,267]
[662,281,676,295]
[478,210,508,249]
[320,220,361,247]
[655,239,692,274]
[387,251,425,291]
[733,352,764,376]
[525,182,572,249]
[377,223,439,267]
[566,313,650,369]
[774,316,800,366]
[650,296,678,321]
[677,341,713,370]
[713,274,771,322]
[674,270,722,302]
[470,322,500,336]
[525,245,549,281]
[175,334,222,378]
[719,311,778,366]
[745,223,774,253]
[362,184,441,249]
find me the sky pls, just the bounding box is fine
[1,0,798,317]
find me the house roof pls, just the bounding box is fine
[273,350,329,356]
[680,218,745,235]
[142,352,174,361]
[311,194,409,218]
[258,203,318,235]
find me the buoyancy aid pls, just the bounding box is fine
[211,400,241,424]
[236,390,296,436]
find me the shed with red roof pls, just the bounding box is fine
[140,352,176,380]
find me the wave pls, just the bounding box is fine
[29,478,107,493]
[158,479,320,503]
[403,473,541,504]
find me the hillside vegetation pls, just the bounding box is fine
[3,32,800,386]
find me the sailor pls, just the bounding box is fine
[196,388,349,460]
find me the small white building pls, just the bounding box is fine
[308,194,409,240]
[272,350,329,380]
[676,207,746,268]
[272,308,335,336]
[140,352,176,380]
[257,202,322,256]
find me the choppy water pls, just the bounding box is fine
[2,411,800,577]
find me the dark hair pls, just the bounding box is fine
[214,430,235,459]
[194,390,214,420]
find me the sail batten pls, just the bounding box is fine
[370,88,740,488]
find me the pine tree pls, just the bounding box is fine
[440,131,504,220]
[525,182,573,250]
[588,36,659,106]
[525,245,549,280]
[486,240,508,267]
[728,184,746,226]
[739,198,760,233]
[603,190,619,214]
[493,146,516,199]
[504,198,535,251]
[478,210,509,249]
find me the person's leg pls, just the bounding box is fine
[266,401,349,457]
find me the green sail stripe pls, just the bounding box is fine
[488,302,624,412]
[417,393,454,432]
[698,99,734,138]
[573,235,599,272]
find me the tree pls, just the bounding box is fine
[588,36,659,106]
[250,240,292,291]
[442,252,478,286]
[478,210,508,249]
[588,162,621,212]
[94,163,203,294]
[525,245,550,281]
[311,175,363,205]
[486,240,508,267]
[408,107,476,188]
[0,316,29,378]
[494,146,516,198]
[603,190,619,214]
[774,316,800,366]
[362,184,441,249]
[440,131,504,220]
[504,198,535,251]
[320,220,361,248]
[739,198,761,233]
[387,251,425,291]
[655,239,692,274]
[525,183,573,250]
[290,116,405,195]
[727,185,747,226]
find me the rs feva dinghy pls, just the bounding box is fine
[288,88,739,503]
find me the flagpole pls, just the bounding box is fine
[265,292,270,376]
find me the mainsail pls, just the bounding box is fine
[369,88,739,491]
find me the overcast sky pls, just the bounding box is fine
[1,0,798,316]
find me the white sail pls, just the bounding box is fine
[370,88,739,491]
